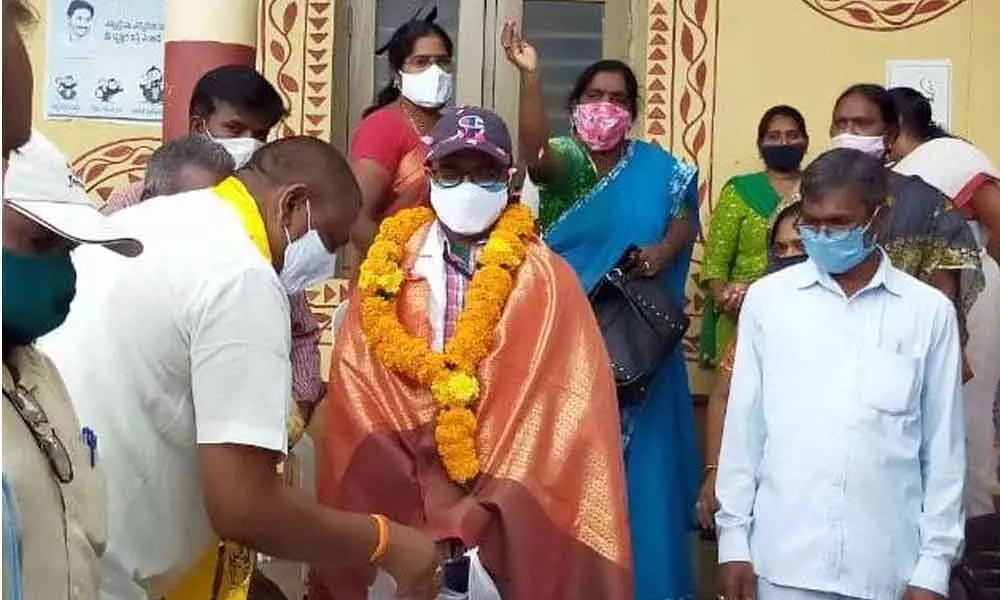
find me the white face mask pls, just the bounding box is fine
[279,202,338,294]
[831,132,886,158]
[430,181,508,236]
[212,136,265,169]
[399,65,453,109]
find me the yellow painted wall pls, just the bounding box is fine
[711,0,1000,187]
[640,0,1000,394]
[23,0,159,160]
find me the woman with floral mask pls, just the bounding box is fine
[700,106,808,368]
[350,8,454,252]
[830,84,983,376]
[505,23,700,600]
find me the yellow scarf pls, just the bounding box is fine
[166,177,304,600]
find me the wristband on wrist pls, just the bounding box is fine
[369,513,390,563]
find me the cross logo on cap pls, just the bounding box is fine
[457,114,486,145]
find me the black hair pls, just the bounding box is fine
[66,0,93,18]
[757,105,808,144]
[768,201,802,247]
[567,59,640,118]
[189,65,286,130]
[834,83,899,137]
[888,87,950,142]
[801,148,888,214]
[365,19,453,117]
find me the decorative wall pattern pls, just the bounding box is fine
[643,0,720,364]
[72,137,160,202]
[799,0,966,31]
[257,0,344,350]
[258,0,337,141]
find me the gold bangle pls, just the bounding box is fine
[369,514,390,563]
[703,464,718,474]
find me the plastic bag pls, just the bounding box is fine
[366,547,501,600]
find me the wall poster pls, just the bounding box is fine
[45,0,166,123]
[886,59,953,131]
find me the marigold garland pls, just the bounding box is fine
[358,204,535,484]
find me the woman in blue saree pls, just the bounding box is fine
[503,23,701,600]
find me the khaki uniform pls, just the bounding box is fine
[2,346,106,599]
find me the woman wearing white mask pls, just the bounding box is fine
[349,8,454,252]
[830,84,982,353]
[888,86,1000,515]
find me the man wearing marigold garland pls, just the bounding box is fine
[312,106,632,599]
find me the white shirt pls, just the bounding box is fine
[40,190,291,599]
[716,253,965,600]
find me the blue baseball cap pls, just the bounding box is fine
[425,106,513,166]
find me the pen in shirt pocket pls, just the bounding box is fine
[81,427,98,468]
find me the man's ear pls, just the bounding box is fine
[276,183,310,230]
[190,115,206,135]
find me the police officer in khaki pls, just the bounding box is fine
[3,1,144,598]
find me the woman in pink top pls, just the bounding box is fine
[349,9,454,252]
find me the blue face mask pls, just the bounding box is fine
[799,213,878,275]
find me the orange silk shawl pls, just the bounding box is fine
[311,229,632,600]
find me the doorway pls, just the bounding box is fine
[333,0,642,151]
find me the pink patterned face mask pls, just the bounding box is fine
[571,101,631,152]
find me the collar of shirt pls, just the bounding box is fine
[413,221,487,351]
[415,221,486,262]
[3,346,46,395]
[793,249,903,300]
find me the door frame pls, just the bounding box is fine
[334,0,487,150]
[334,0,646,151]
[489,0,645,148]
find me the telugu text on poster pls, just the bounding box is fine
[45,0,165,123]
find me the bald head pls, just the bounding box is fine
[247,136,359,205]
[238,136,361,271]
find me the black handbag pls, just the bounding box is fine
[589,246,690,402]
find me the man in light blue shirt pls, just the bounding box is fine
[716,148,965,600]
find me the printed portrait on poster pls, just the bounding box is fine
[45,0,166,123]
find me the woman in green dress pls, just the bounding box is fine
[699,106,809,367]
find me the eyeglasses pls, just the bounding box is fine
[429,169,507,192]
[4,383,74,484]
[795,208,879,239]
[794,222,858,239]
[404,55,454,72]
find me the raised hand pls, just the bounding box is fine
[501,21,539,74]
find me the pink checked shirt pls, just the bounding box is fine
[442,240,482,342]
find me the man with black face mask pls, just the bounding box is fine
[2,1,143,597]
